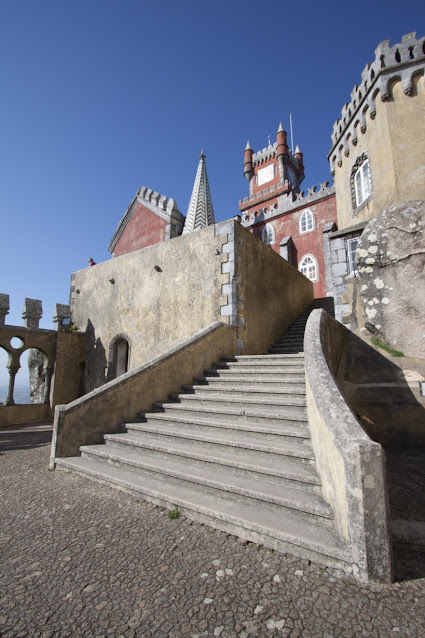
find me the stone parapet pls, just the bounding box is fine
[304,309,393,583]
[328,32,425,172]
[241,181,335,227]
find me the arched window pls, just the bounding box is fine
[299,209,314,234]
[299,254,319,282]
[262,223,275,245]
[351,153,372,212]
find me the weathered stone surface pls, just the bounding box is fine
[28,349,46,404]
[357,200,425,358]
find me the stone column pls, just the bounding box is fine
[0,294,9,326]
[5,365,19,405]
[53,304,71,331]
[22,299,42,329]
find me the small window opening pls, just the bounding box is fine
[262,224,275,245]
[346,237,360,276]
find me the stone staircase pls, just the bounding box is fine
[56,297,351,570]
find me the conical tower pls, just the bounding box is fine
[182,151,215,234]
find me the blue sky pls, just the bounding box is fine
[1,0,424,385]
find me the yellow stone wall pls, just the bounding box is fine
[334,74,425,231]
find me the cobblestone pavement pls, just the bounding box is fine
[1,423,424,638]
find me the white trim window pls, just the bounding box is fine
[262,223,275,245]
[299,209,314,234]
[351,153,372,213]
[299,254,318,282]
[346,237,359,275]
[354,160,371,206]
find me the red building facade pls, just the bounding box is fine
[239,124,337,298]
[109,187,185,258]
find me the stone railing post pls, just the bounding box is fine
[22,298,42,329]
[0,293,10,326]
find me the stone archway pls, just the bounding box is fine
[108,334,131,380]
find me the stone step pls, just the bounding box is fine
[201,372,305,383]
[121,425,314,464]
[220,354,304,362]
[104,432,320,491]
[192,375,305,394]
[181,385,306,399]
[168,393,307,411]
[78,443,333,524]
[143,411,311,440]
[153,401,308,425]
[186,382,306,396]
[204,366,305,383]
[55,456,350,568]
[215,359,304,368]
[268,348,304,355]
[127,419,312,450]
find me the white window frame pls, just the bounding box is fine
[354,160,371,206]
[351,153,372,213]
[299,209,314,234]
[299,254,319,282]
[262,223,275,245]
[346,237,360,275]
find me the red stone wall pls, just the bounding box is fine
[251,158,280,198]
[112,203,169,257]
[250,194,337,298]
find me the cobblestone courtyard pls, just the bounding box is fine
[1,423,424,637]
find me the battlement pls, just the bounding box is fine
[136,186,181,217]
[109,186,185,254]
[240,181,335,227]
[252,143,277,165]
[328,32,425,171]
[252,143,300,170]
[0,294,71,331]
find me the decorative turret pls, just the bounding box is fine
[243,140,254,182]
[295,145,304,180]
[276,122,289,158]
[182,151,216,234]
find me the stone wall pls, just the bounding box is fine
[329,33,425,232]
[236,224,313,354]
[357,200,425,359]
[71,219,313,394]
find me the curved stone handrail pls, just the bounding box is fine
[304,309,393,582]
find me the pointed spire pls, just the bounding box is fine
[245,140,252,150]
[295,144,301,153]
[277,121,284,132]
[182,151,215,234]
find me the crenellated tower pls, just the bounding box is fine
[239,122,305,219]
